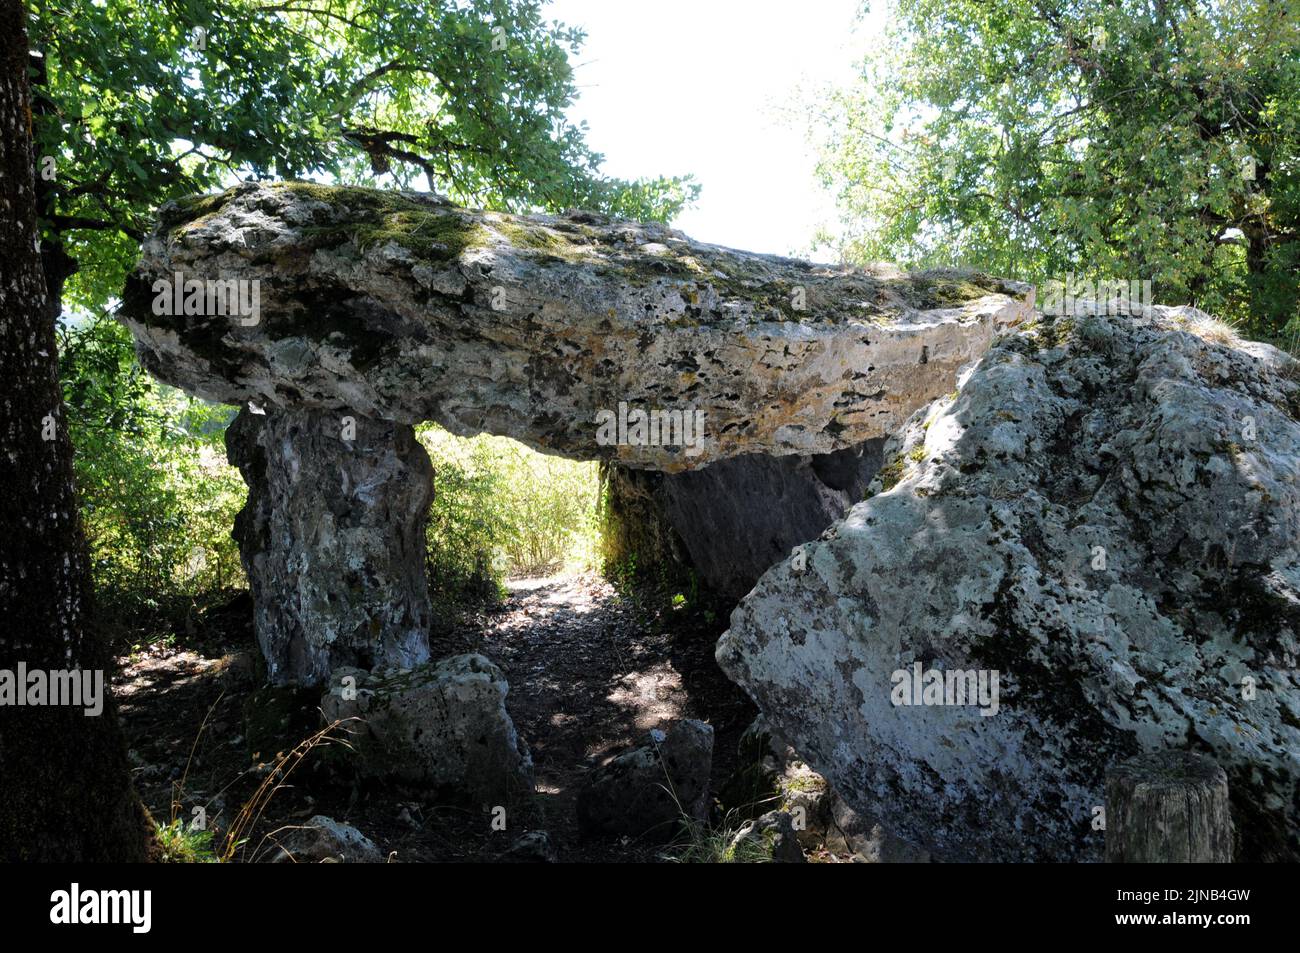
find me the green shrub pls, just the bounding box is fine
[154,817,217,863]
[417,425,602,601]
[60,315,246,623]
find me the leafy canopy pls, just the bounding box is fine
[31,0,698,311]
[814,0,1300,337]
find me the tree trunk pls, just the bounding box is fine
[0,0,153,861]
[27,44,77,323]
[1105,750,1234,863]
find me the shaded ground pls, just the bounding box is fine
[115,574,755,862]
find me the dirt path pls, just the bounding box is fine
[117,574,754,862]
[471,574,754,860]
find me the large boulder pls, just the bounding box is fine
[321,654,534,804]
[576,719,714,839]
[718,308,1300,862]
[119,182,1032,472]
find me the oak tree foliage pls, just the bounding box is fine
[816,0,1299,336]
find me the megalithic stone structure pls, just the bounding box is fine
[118,181,1034,684]
[225,406,433,685]
[716,307,1300,862]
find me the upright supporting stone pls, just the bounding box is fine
[602,439,886,600]
[1105,751,1234,863]
[226,406,433,686]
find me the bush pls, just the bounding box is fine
[418,425,602,601]
[60,315,246,623]
[154,818,217,863]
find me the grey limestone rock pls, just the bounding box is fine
[121,182,1033,472]
[321,654,534,804]
[718,309,1300,861]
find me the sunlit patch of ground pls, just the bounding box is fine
[114,572,753,861]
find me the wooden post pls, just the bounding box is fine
[1105,750,1234,863]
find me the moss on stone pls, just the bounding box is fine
[496,219,577,256]
[893,272,1001,310]
[699,254,793,312]
[299,205,488,262]
[779,772,826,796]
[360,212,487,260]
[1034,311,1075,351]
[156,190,239,233]
[876,455,908,492]
[155,182,487,263]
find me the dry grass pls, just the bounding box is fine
[220,717,359,863]
[1167,308,1244,348]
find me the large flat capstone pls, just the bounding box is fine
[119,181,1032,472]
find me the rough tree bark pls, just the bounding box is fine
[0,0,153,861]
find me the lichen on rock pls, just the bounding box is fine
[119,181,1034,472]
[718,307,1300,862]
[321,654,534,805]
[226,405,434,686]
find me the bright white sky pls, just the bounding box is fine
[545,0,886,258]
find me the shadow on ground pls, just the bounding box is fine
[114,573,755,862]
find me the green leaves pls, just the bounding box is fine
[33,0,697,314]
[817,0,1300,336]
[59,315,245,615]
[417,425,602,602]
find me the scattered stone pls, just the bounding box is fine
[267,815,383,863]
[498,831,557,863]
[776,763,832,850]
[395,803,422,830]
[728,810,806,863]
[823,792,930,863]
[719,715,906,857]
[321,654,534,804]
[576,719,714,840]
